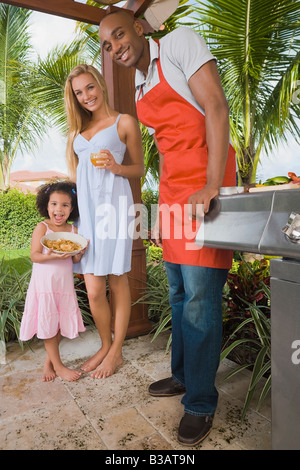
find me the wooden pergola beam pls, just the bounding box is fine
[1,0,106,25]
[1,0,155,26]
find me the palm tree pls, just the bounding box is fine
[192,0,300,184]
[34,40,87,134]
[0,3,89,189]
[0,4,49,189]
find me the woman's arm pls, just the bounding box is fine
[105,114,145,178]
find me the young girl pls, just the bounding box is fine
[19,181,87,382]
[64,64,144,379]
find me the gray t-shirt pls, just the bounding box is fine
[135,26,216,134]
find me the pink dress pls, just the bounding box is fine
[19,222,85,341]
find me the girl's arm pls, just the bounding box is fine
[104,114,145,178]
[72,246,88,264]
[71,225,89,264]
[30,223,71,262]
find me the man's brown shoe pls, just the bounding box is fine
[177,413,214,446]
[148,377,186,397]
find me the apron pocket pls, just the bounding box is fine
[161,147,208,191]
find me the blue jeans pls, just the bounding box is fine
[164,261,228,416]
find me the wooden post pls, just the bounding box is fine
[101,47,151,337]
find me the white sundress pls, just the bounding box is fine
[73,114,134,276]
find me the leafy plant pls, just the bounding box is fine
[0,188,42,249]
[74,274,94,327]
[0,257,32,357]
[141,189,159,237]
[140,125,160,190]
[134,247,172,350]
[0,5,49,189]
[221,259,271,419]
[222,258,270,349]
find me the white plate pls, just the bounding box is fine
[41,232,87,255]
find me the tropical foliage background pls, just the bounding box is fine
[0,0,299,189]
[193,0,300,184]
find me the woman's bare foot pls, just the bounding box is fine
[90,352,123,379]
[80,347,110,373]
[42,359,56,382]
[55,365,82,382]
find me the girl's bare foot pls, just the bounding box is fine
[43,359,56,382]
[91,352,123,379]
[55,365,82,382]
[80,347,110,373]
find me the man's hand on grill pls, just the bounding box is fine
[188,186,219,218]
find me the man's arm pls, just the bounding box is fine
[188,59,230,216]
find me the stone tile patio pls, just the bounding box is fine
[0,328,271,450]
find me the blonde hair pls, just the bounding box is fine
[64,64,110,181]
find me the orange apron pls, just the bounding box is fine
[136,44,236,268]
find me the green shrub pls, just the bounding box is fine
[0,257,32,351]
[0,189,42,249]
[221,259,271,419]
[141,188,159,234]
[0,249,31,274]
[74,274,95,328]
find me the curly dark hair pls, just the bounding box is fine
[36,180,79,221]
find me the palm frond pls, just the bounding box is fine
[34,40,87,133]
[191,0,300,182]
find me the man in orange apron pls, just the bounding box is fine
[100,10,236,446]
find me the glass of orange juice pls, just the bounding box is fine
[90,152,108,168]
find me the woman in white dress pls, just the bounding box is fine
[64,64,144,378]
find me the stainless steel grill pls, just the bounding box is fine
[199,188,300,259]
[197,188,300,450]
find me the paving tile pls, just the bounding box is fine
[59,328,101,363]
[137,395,186,449]
[122,332,171,362]
[63,362,153,419]
[0,340,44,376]
[93,407,156,449]
[0,370,71,420]
[127,349,172,381]
[210,394,271,450]
[124,432,174,450]
[0,401,106,450]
